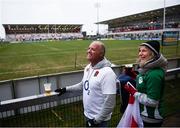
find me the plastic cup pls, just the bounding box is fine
[44,83,52,96]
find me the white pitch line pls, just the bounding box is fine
[51,109,63,122]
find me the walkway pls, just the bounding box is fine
[162,112,180,127]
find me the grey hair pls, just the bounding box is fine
[92,41,106,57]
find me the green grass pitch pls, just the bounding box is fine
[0,40,179,80]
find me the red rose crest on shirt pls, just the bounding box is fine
[94,70,99,77]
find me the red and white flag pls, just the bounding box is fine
[117,95,144,128]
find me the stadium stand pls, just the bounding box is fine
[98,4,180,40]
[2,5,180,42]
[3,24,83,42]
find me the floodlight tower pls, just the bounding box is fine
[162,0,166,53]
[95,0,100,36]
[163,0,166,30]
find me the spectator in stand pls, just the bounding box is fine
[55,41,117,127]
[124,40,168,127]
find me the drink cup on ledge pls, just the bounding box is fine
[44,83,52,96]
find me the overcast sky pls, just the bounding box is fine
[0,0,180,37]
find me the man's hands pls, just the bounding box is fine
[54,88,66,96]
[124,81,137,96]
[86,119,98,127]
